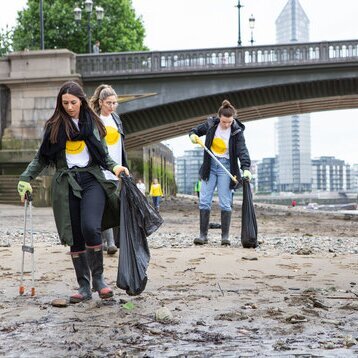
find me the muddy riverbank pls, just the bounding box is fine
[0,195,357,357]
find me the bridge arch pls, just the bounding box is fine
[77,40,358,149]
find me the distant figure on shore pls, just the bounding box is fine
[149,178,163,212]
[194,179,201,198]
[93,40,100,54]
[136,179,146,196]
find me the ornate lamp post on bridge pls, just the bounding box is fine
[74,0,104,53]
[249,14,255,46]
[236,0,243,46]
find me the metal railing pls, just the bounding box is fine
[76,40,358,77]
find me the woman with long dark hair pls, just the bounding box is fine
[17,81,129,303]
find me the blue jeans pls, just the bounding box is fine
[152,196,161,210]
[199,157,232,212]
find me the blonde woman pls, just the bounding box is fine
[90,84,129,255]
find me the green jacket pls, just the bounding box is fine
[20,123,120,246]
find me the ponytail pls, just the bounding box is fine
[218,99,236,117]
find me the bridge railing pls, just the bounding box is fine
[76,40,358,77]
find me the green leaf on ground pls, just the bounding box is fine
[122,302,135,310]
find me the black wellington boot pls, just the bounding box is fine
[194,209,210,245]
[221,211,232,246]
[70,252,92,304]
[86,245,113,299]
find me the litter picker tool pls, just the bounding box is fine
[19,191,36,296]
[196,138,238,184]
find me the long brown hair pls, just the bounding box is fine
[45,81,106,143]
[89,84,118,115]
[218,99,237,118]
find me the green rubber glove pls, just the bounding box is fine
[17,180,33,202]
[243,170,252,181]
[190,133,199,144]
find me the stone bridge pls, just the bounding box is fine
[0,39,357,153]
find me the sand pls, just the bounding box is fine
[0,195,357,357]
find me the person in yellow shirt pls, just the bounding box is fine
[149,178,163,212]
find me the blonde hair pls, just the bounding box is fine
[90,84,118,115]
[218,99,236,118]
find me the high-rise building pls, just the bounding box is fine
[275,0,312,192]
[257,157,278,193]
[312,156,351,191]
[175,147,203,194]
[351,164,358,192]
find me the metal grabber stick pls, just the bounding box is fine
[196,138,238,184]
[19,191,35,296]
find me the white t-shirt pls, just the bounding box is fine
[101,114,122,181]
[136,182,146,195]
[210,125,230,159]
[66,118,91,168]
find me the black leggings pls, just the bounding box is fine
[69,172,106,253]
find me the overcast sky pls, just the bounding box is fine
[1,0,357,164]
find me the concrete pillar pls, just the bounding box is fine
[0,49,81,151]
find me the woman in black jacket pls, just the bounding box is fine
[189,99,252,246]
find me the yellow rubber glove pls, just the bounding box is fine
[243,170,252,181]
[113,164,129,177]
[17,181,33,202]
[190,133,199,144]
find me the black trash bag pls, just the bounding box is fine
[241,179,258,248]
[117,175,163,296]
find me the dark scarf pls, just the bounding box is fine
[39,110,108,168]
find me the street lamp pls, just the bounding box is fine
[40,0,44,49]
[249,14,255,46]
[236,0,243,46]
[74,1,104,53]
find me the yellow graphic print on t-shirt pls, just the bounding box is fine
[211,137,227,155]
[105,126,120,145]
[66,140,86,154]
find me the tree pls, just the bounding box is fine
[0,26,14,56]
[11,0,147,53]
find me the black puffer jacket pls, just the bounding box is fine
[189,117,251,189]
[111,112,129,168]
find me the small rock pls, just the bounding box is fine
[273,339,291,351]
[51,299,68,307]
[196,319,206,326]
[241,256,258,261]
[295,247,313,255]
[321,319,341,326]
[285,314,307,324]
[344,335,357,348]
[155,306,173,322]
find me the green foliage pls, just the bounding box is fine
[0,26,14,56]
[11,0,147,53]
